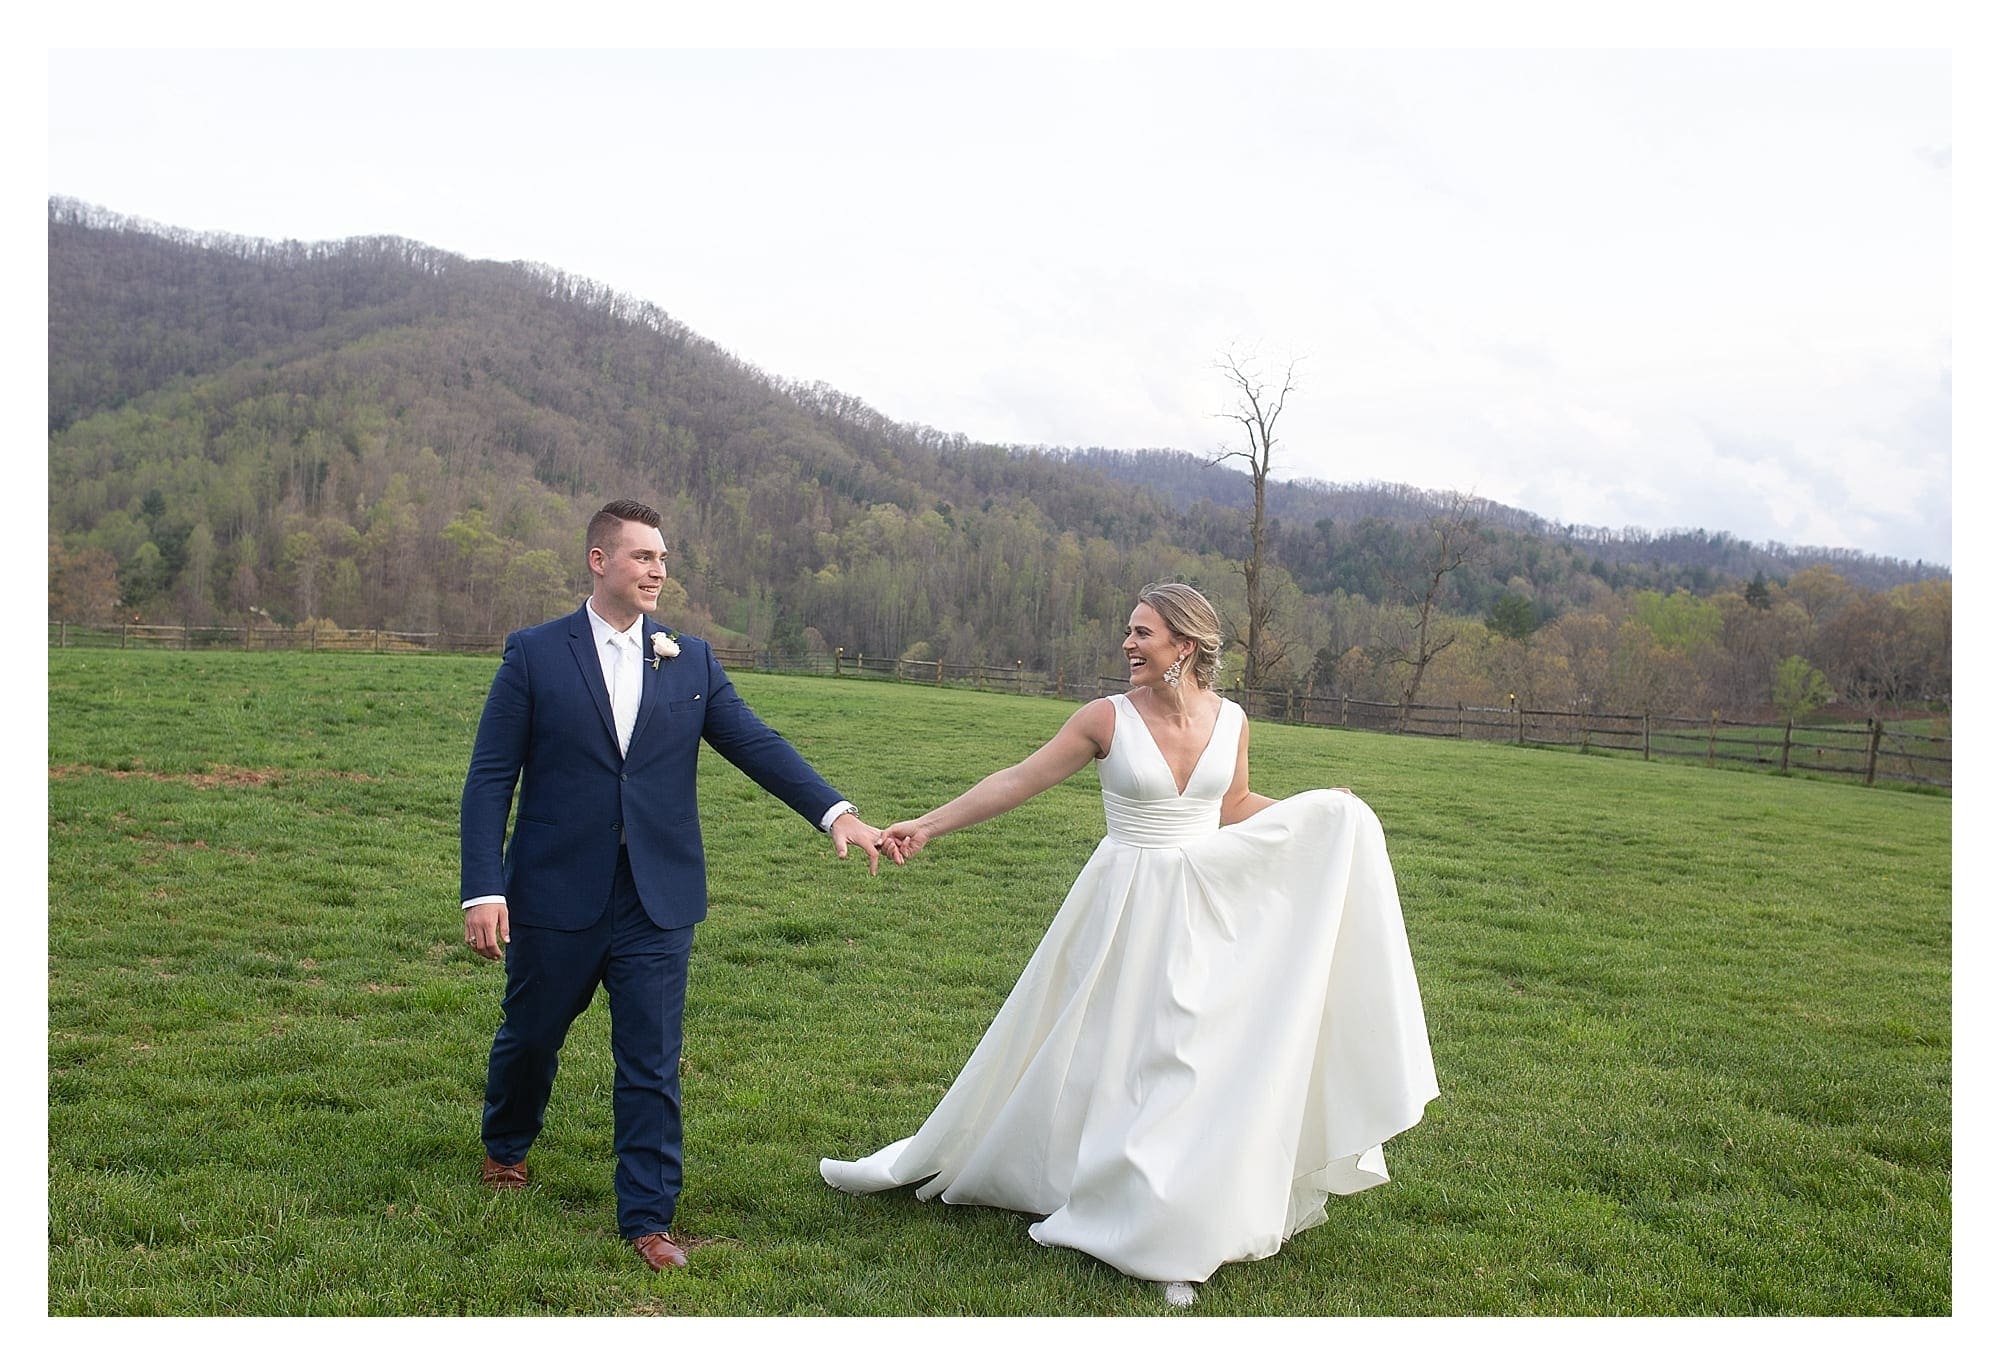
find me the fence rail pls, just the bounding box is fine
[51,622,1949,791]
[47,620,499,654]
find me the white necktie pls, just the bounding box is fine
[609,631,641,756]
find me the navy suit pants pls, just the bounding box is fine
[481,848,694,1238]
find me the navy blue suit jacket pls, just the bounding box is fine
[460,606,844,930]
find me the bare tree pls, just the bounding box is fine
[1382,491,1481,730]
[1211,351,1298,693]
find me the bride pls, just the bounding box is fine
[821,583,1438,1306]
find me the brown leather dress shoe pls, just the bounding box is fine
[480,1156,530,1189]
[631,1232,688,1271]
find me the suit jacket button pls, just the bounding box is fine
[611,822,622,832]
[620,773,628,782]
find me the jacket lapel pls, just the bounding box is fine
[566,606,619,747]
[628,619,663,751]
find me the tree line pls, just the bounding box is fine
[47,198,1949,720]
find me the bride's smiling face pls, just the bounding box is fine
[1123,603,1187,686]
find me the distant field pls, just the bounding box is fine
[48,651,1951,1315]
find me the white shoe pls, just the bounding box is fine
[1161,1280,1197,1308]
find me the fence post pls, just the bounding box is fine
[122,620,129,649]
[1708,711,1717,766]
[1339,695,1348,727]
[834,648,843,677]
[1578,704,1588,753]
[1781,717,1793,773]
[1017,661,1024,695]
[1865,717,1882,786]
[936,659,944,683]
[1643,712,1652,761]
[1516,705,1525,745]
[1456,701,1464,739]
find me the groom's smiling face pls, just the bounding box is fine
[589,518,669,628]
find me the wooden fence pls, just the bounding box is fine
[46,620,495,654]
[1223,689,1949,791]
[50,622,1950,790]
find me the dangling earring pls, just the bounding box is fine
[1162,653,1185,688]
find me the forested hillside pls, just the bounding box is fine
[48,198,1950,716]
[1069,450,1941,596]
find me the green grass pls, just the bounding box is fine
[48,651,1951,1315]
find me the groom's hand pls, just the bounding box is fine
[465,900,510,960]
[830,811,898,875]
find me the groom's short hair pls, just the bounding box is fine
[587,499,663,556]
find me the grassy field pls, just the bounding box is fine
[47,650,1951,1315]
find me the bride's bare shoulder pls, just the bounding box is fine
[1075,695,1120,727]
[1068,696,1118,757]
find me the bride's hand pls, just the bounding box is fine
[883,819,930,860]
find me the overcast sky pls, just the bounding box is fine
[44,42,1953,565]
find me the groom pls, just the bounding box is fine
[461,498,892,1271]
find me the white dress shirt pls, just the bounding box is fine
[588,601,644,756]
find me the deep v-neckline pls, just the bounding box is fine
[1122,694,1227,797]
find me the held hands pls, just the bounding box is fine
[465,901,509,960]
[881,819,930,862]
[830,810,903,875]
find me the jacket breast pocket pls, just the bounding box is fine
[665,699,705,714]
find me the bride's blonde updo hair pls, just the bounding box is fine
[1137,582,1223,690]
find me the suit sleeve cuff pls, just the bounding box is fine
[819,801,857,832]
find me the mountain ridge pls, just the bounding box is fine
[47,198,1948,713]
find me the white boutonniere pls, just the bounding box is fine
[651,631,680,670]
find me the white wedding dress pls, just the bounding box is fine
[821,694,1438,1284]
